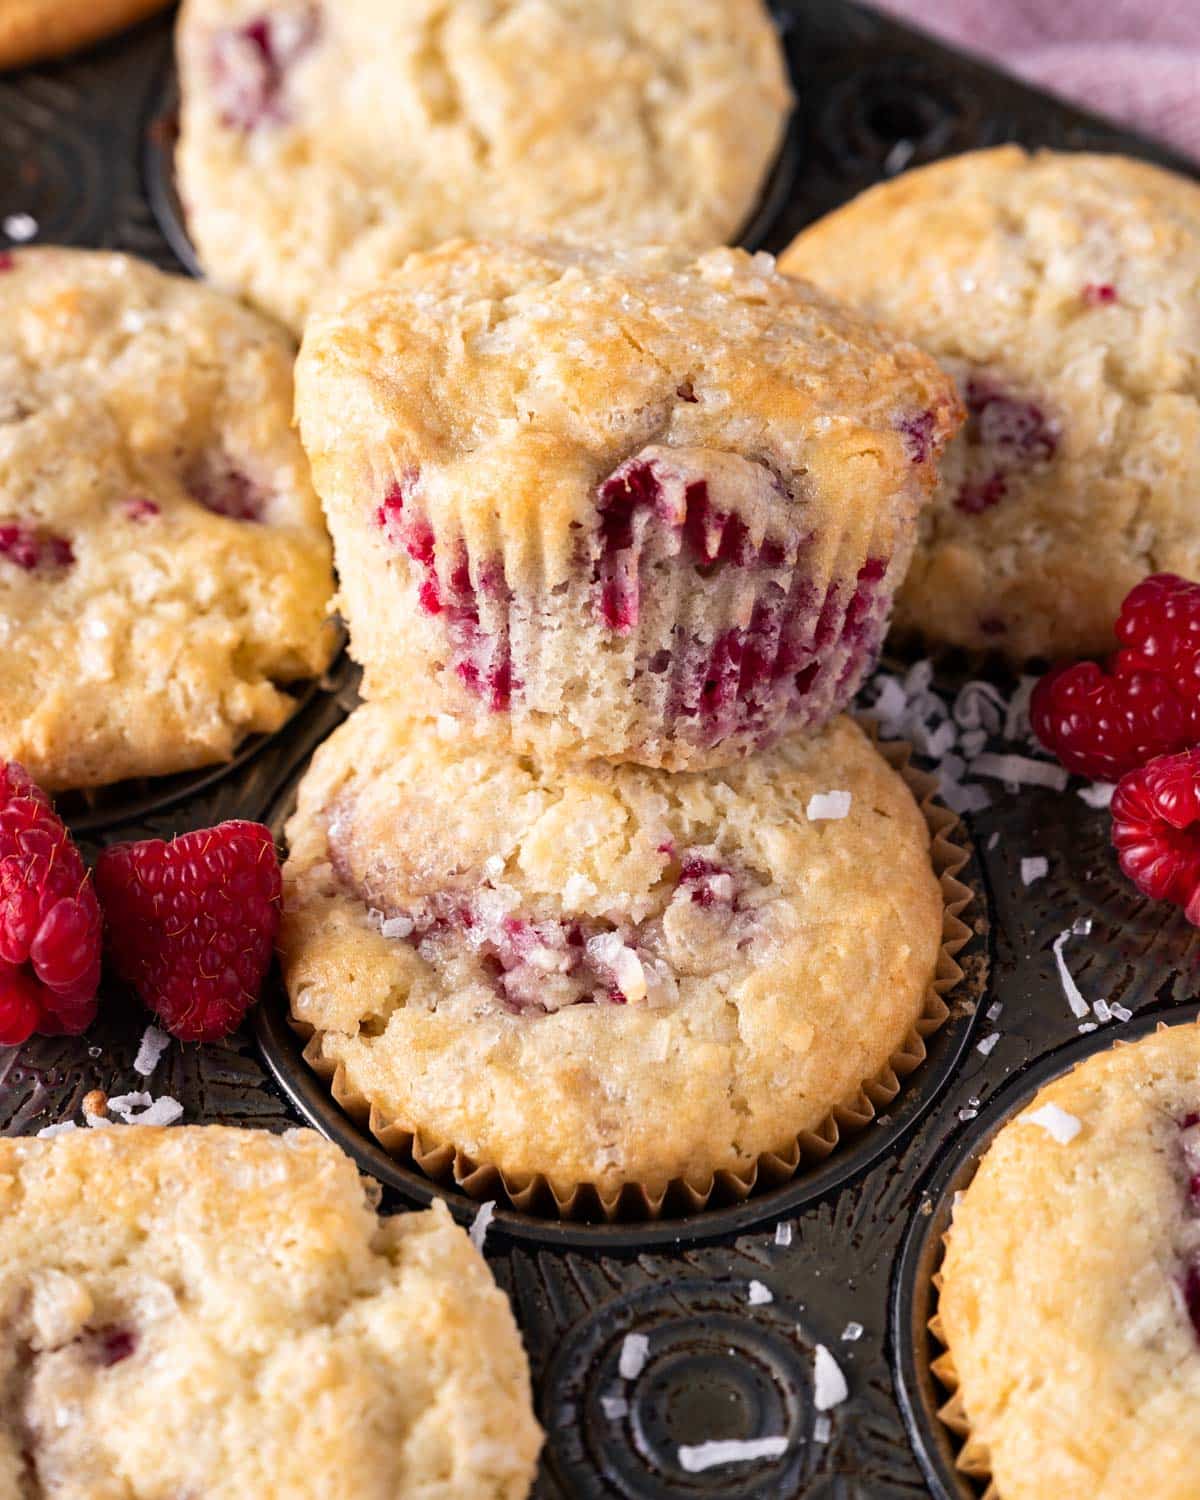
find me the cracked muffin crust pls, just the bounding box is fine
[175,0,793,332]
[0,1126,542,1500]
[295,239,960,770]
[938,1023,1200,1500]
[0,248,336,792]
[280,703,945,1201]
[781,147,1200,661]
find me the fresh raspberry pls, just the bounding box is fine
[95,821,281,1041]
[1114,574,1200,701]
[0,762,102,1046]
[1111,750,1200,922]
[1031,660,1200,782]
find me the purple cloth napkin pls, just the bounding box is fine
[874,0,1200,159]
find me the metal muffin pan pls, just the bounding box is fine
[2,2,1198,1494]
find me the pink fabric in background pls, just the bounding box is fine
[873,0,1200,159]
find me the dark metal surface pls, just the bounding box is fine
[2,2,1198,1495]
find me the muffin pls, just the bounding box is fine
[781,147,1200,661]
[0,248,336,792]
[280,702,958,1214]
[0,1125,542,1499]
[936,1022,1200,1500]
[175,0,793,332]
[295,239,961,771]
[0,0,169,69]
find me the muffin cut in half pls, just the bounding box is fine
[280,703,968,1216]
[0,248,336,792]
[782,147,1200,661]
[295,239,961,770]
[936,1022,1200,1500]
[0,1125,542,1499]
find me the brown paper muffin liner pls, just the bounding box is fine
[291,728,978,1222]
[928,1268,1000,1499]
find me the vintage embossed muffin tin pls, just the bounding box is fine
[2,3,1197,1494]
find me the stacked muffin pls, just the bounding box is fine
[280,237,967,1215]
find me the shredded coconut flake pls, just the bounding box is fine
[1078,782,1115,809]
[1052,929,1091,1018]
[806,790,852,821]
[1112,1003,1132,1022]
[36,1121,78,1139]
[774,1222,792,1247]
[379,914,414,940]
[986,831,1000,851]
[3,212,37,242]
[107,1091,152,1117]
[125,1096,183,1127]
[986,1000,1003,1022]
[133,1024,170,1077]
[1025,1102,1082,1144]
[1020,856,1048,886]
[976,1032,1000,1056]
[813,1414,833,1443]
[1093,998,1112,1024]
[841,1322,863,1342]
[468,1200,495,1253]
[678,1437,788,1473]
[619,1332,650,1380]
[972,753,1068,792]
[747,1280,773,1305]
[813,1344,848,1411]
[600,1393,628,1421]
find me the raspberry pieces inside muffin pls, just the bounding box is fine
[0,248,336,792]
[782,146,1200,661]
[0,1126,542,1500]
[280,703,947,1205]
[295,239,960,770]
[175,0,793,332]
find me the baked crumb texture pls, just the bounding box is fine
[0,1126,542,1499]
[781,147,1200,662]
[175,0,793,332]
[935,1022,1200,1500]
[295,239,961,771]
[281,705,972,1217]
[0,248,336,792]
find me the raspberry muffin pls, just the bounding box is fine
[295,240,960,771]
[175,0,792,332]
[0,1126,542,1499]
[0,248,336,792]
[280,703,953,1212]
[936,1023,1200,1500]
[781,147,1200,661]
